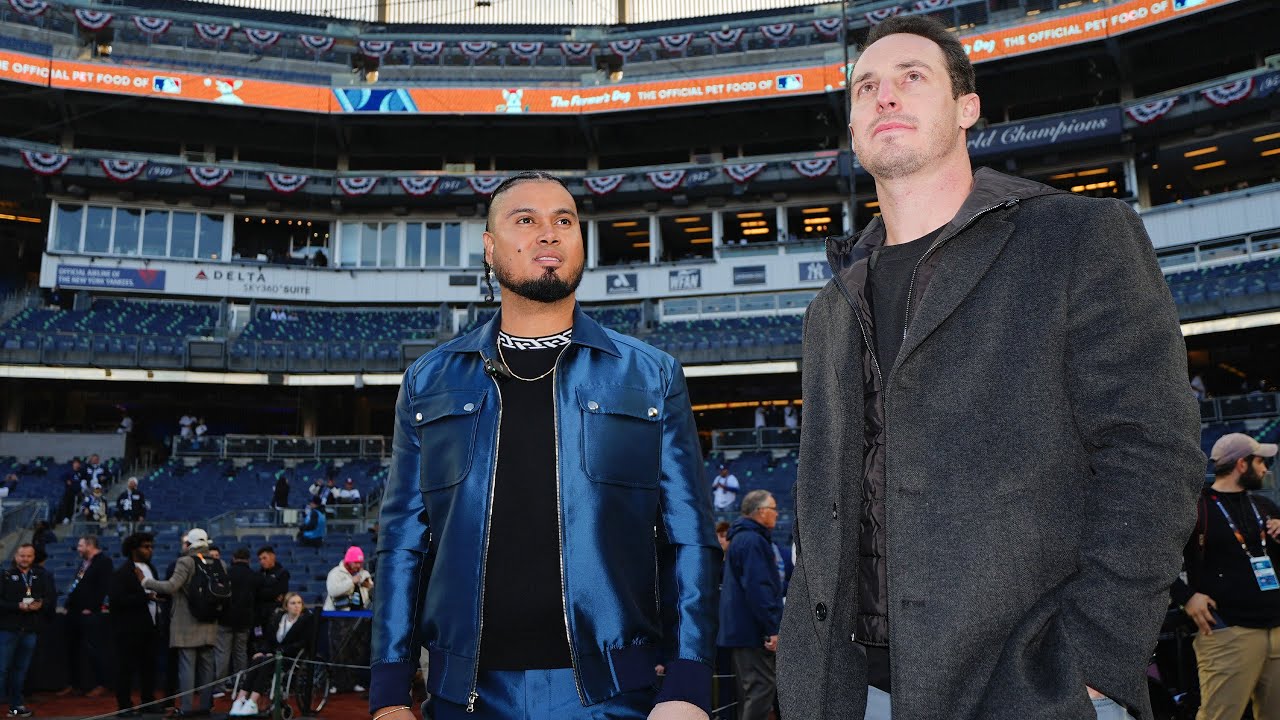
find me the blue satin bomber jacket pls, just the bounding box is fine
[370,307,721,714]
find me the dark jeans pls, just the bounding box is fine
[114,630,157,711]
[0,629,38,708]
[326,617,369,691]
[730,646,777,720]
[67,611,108,691]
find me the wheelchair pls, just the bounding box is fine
[230,649,331,718]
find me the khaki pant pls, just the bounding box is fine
[1194,625,1280,720]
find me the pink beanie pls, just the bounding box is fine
[343,546,364,564]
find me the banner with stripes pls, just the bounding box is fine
[74,9,113,31]
[913,0,952,11]
[1124,97,1177,125]
[7,0,48,18]
[646,170,686,191]
[244,29,282,49]
[560,42,593,61]
[708,29,744,49]
[337,177,378,196]
[132,16,171,35]
[864,7,901,25]
[410,41,443,59]
[607,39,643,59]
[187,166,232,189]
[358,40,394,58]
[724,162,768,184]
[508,41,544,60]
[791,158,836,178]
[194,23,231,43]
[299,35,334,54]
[20,150,70,175]
[659,34,693,53]
[760,23,796,44]
[813,17,844,38]
[101,159,148,183]
[468,176,505,196]
[264,172,309,194]
[1201,78,1253,107]
[585,174,626,195]
[397,176,439,196]
[460,41,494,60]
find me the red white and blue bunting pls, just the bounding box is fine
[7,0,48,18]
[585,174,626,196]
[658,34,693,53]
[100,159,148,183]
[607,39,643,59]
[244,29,281,49]
[1124,97,1177,125]
[508,41,544,61]
[132,16,171,36]
[724,162,768,184]
[708,29,744,49]
[337,177,379,196]
[460,41,494,60]
[813,17,844,38]
[410,41,444,59]
[298,35,334,54]
[194,23,231,43]
[20,150,70,176]
[646,170,686,191]
[560,42,594,61]
[73,9,113,31]
[187,166,232,189]
[1201,78,1253,107]
[791,158,836,178]
[760,23,796,44]
[913,0,952,12]
[468,176,505,196]
[397,176,439,196]
[864,7,901,25]
[264,172,309,194]
[358,40,394,58]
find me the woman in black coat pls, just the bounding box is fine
[227,593,313,717]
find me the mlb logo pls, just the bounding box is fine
[152,76,182,95]
[776,74,803,91]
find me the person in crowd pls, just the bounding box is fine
[194,419,208,439]
[782,402,798,429]
[56,461,84,523]
[338,478,361,504]
[325,477,341,505]
[777,15,1204,720]
[271,473,290,510]
[60,535,112,698]
[754,405,766,429]
[81,486,108,525]
[0,474,16,495]
[178,415,195,439]
[1173,433,1280,720]
[118,409,133,435]
[306,475,328,506]
[371,172,718,720]
[325,546,373,694]
[141,529,222,718]
[30,522,55,561]
[711,465,740,512]
[297,498,326,548]
[116,477,148,522]
[718,491,783,720]
[228,593,314,717]
[0,543,55,718]
[215,548,256,696]
[109,532,160,718]
[715,521,731,554]
[253,546,290,635]
[1191,373,1208,400]
[86,454,111,488]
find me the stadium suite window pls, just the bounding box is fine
[405,221,463,268]
[171,212,197,259]
[113,208,141,255]
[141,210,168,257]
[52,203,82,252]
[83,206,113,254]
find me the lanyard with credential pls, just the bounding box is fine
[1210,492,1268,558]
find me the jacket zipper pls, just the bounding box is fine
[551,351,587,706]
[467,355,504,713]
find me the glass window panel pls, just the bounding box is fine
[339,222,360,266]
[52,204,83,252]
[360,223,380,267]
[197,214,224,260]
[141,211,168,256]
[170,212,197,258]
[443,222,462,267]
[379,223,396,267]
[83,206,113,254]
[424,223,442,268]
[405,223,423,267]
[112,208,141,255]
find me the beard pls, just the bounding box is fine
[492,259,583,304]
[857,115,961,181]
[1241,465,1266,491]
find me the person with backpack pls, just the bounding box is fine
[142,528,229,717]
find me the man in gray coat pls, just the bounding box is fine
[776,15,1204,720]
[143,528,221,717]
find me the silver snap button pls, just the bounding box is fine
[414,412,423,421]
[587,401,600,411]
[647,407,658,418]
[463,403,475,412]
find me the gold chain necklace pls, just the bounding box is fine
[497,341,567,382]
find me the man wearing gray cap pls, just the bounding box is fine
[1172,433,1280,720]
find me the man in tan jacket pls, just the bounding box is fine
[142,529,223,717]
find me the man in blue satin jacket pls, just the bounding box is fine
[370,172,720,720]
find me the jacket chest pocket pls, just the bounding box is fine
[410,390,487,491]
[577,386,662,488]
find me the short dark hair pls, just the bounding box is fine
[257,545,276,556]
[121,532,154,558]
[233,547,250,561]
[80,535,100,549]
[1214,454,1256,477]
[863,15,975,98]
[14,543,34,553]
[484,171,572,233]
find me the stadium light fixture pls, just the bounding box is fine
[1261,148,1280,157]
[864,201,879,208]
[631,242,650,248]
[1193,160,1227,171]
[625,231,649,237]
[804,217,833,224]
[1049,172,1077,180]
[612,220,639,227]
[736,212,764,218]
[674,216,702,223]
[1077,168,1109,176]
[1183,146,1218,158]
[683,226,710,232]
[742,228,770,235]
[689,238,713,244]
[1252,132,1280,143]
[801,207,830,214]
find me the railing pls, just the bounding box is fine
[711,427,800,451]
[0,499,49,540]
[1199,392,1280,423]
[171,435,390,460]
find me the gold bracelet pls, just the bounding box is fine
[372,706,411,720]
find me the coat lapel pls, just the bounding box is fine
[895,218,1015,372]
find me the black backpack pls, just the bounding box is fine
[185,554,232,623]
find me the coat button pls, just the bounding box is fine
[587,401,600,411]
[647,407,659,418]
[814,603,827,621]
[414,412,423,421]
[463,403,475,412]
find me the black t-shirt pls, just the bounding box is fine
[1181,488,1280,629]
[478,329,575,670]
[868,226,945,375]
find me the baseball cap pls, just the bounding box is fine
[1210,433,1279,468]
[184,528,210,548]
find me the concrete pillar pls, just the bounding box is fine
[649,215,659,265]
[2,380,23,432]
[299,389,318,438]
